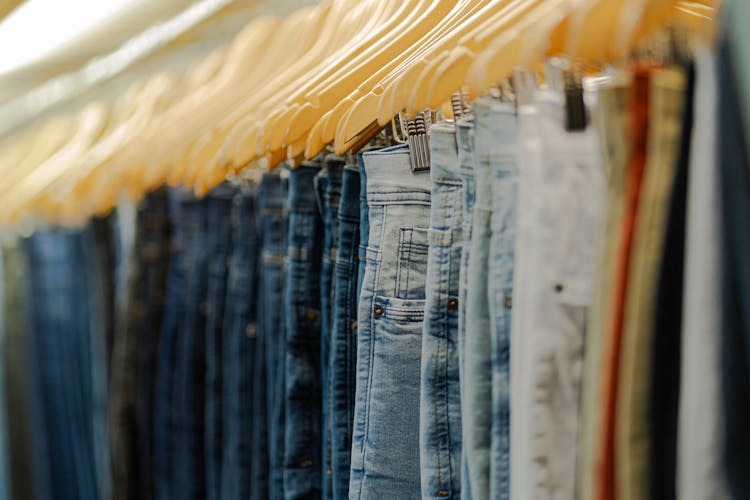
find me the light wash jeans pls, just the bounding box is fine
[350,144,431,500]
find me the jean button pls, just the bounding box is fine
[504,295,513,309]
[447,298,459,311]
[307,310,319,322]
[373,305,385,318]
[350,320,358,333]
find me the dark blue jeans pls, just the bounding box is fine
[357,152,370,300]
[172,194,211,500]
[204,184,237,500]
[154,190,187,500]
[259,172,288,500]
[317,155,345,500]
[329,164,361,500]
[284,163,324,499]
[221,187,262,499]
[23,230,98,500]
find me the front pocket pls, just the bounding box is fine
[395,226,430,300]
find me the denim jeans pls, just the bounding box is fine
[259,172,288,500]
[172,193,210,500]
[23,230,98,500]
[128,188,172,500]
[462,102,495,500]
[357,151,370,299]
[482,101,521,500]
[154,190,187,500]
[329,164,361,500]
[204,183,237,500]
[317,155,345,500]
[83,214,117,500]
[455,116,477,500]
[221,186,262,500]
[350,144,431,500]
[284,162,324,499]
[419,123,463,500]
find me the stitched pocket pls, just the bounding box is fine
[395,226,429,299]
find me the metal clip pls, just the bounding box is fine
[406,110,431,172]
[564,67,587,131]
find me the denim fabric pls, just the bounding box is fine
[221,186,262,500]
[318,155,345,500]
[350,144,431,500]
[357,151,370,299]
[83,214,116,500]
[329,164,361,500]
[128,188,171,500]
[259,172,289,500]
[419,123,463,500]
[484,102,519,500]
[172,193,210,500]
[463,102,495,500]
[284,162,324,500]
[204,183,237,500]
[154,190,187,500]
[23,229,98,500]
[455,116,476,500]
[2,242,36,500]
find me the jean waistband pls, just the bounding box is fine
[429,122,460,181]
[362,144,431,200]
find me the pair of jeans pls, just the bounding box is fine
[329,163,361,500]
[172,193,211,500]
[284,162,324,499]
[204,183,237,500]
[455,116,477,500]
[129,188,172,500]
[221,186,262,499]
[154,190,188,500]
[84,214,117,500]
[350,144,431,499]
[259,172,289,500]
[419,123,463,500]
[23,230,98,500]
[318,156,345,500]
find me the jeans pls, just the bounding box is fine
[221,186,262,500]
[317,156,345,500]
[419,123,463,500]
[129,188,171,500]
[154,190,187,500]
[484,102,519,500]
[357,151,370,299]
[284,162,324,499]
[259,172,288,500]
[204,184,237,500]
[83,214,117,500]
[455,116,477,500]
[329,164,361,500]
[23,230,98,500]
[350,144,431,500]
[172,194,210,500]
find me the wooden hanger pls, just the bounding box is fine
[212,0,400,174]
[182,0,377,189]
[316,0,490,156]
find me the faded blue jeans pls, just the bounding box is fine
[317,156,345,500]
[420,123,464,499]
[329,164,361,500]
[284,163,324,499]
[204,183,237,500]
[259,172,288,500]
[350,144,431,500]
[221,186,261,499]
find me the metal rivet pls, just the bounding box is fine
[447,297,459,311]
[245,324,257,338]
[350,320,358,333]
[554,283,564,293]
[374,305,385,318]
[504,295,513,309]
[307,310,319,322]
